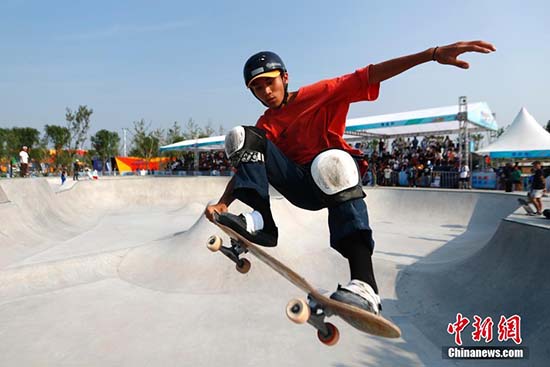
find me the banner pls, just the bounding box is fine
[115,157,171,172]
[471,172,497,189]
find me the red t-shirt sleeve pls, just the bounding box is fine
[306,65,380,104]
[352,65,380,102]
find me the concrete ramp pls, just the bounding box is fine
[398,218,550,365]
[0,177,547,366]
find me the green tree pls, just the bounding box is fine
[166,121,184,144]
[66,105,93,153]
[10,127,40,152]
[184,118,201,139]
[0,128,11,159]
[44,124,71,167]
[204,120,215,137]
[470,133,485,151]
[91,130,120,174]
[0,127,41,174]
[130,119,162,170]
[29,146,49,172]
[183,118,211,139]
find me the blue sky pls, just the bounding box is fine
[1,0,549,140]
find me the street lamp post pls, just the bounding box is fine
[122,128,129,157]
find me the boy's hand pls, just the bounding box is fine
[434,40,496,69]
[204,203,228,222]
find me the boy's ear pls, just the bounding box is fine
[282,72,289,84]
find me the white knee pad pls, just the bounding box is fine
[225,126,246,159]
[224,126,267,166]
[311,149,360,196]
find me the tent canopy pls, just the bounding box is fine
[476,107,550,159]
[160,102,498,152]
[159,135,225,152]
[345,102,497,139]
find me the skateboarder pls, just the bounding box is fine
[205,40,496,316]
[529,161,546,215]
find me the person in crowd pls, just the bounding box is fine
[73,159,80,181]
[412,136,418,150]
[383,165,393,186]
[502,162,513,192]
[19,146,29,177]
[529,161,545,215]
[61,167,67,185]
[378,139,385,155]
[423,161,433,187]
[459,163,470,189]
[511,163,522,191]
[407,164,417,187]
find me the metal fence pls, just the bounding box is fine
[153,170,233,177]
[369,170,461,189]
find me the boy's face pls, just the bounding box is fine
[249,73,288,109]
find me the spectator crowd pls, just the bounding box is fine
[168,151,232,175]
[357,135,464,188]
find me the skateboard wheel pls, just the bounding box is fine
[317,322,339,346]
[207,235,222,252]
[236,258,251,274]
[285,298,311,324]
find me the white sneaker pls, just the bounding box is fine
[330,279,381,315]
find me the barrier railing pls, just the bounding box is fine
[371,171,461,188]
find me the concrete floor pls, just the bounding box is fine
[0,176,548,366]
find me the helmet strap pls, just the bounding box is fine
[278,81,289,108]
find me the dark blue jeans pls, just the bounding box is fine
[232,140,374,255]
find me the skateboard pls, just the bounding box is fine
[517,198,537,216]
[207,212,401,346]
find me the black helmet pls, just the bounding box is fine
[243,51,287,87]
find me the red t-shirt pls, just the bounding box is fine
[255,65,380,165]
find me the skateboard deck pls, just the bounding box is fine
[518,198,537,215]
[207,212,401,345]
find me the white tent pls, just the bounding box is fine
[346,102,497,138]
[159,135,225,152]
[476,107,550,159]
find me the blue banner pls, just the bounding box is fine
[471,172,497,189]
[490,150,550,159]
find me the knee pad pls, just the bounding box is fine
[310,149,365,206]
[225,126,267,166]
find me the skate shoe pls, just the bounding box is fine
[330,279,381,315]
[217,211,278,247]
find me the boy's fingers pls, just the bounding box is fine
[444,58,469,69]
[462,44,494,54]
[471,40,496,51]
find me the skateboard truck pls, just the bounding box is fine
[286,296,340,346]
[207,235,251,273]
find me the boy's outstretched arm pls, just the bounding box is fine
[369,40,496,84]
